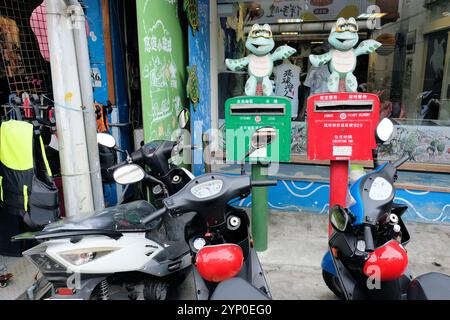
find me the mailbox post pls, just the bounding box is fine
[225,96,291,251]
[307,93,380,236]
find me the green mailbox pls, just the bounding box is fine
[225,96,292,163]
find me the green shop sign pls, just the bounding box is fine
[136,0,187,142]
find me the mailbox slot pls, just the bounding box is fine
[230,104,286,115]
[314,100,374,112]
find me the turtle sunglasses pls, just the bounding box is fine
[335,22,359,33]
[249,28,273,39]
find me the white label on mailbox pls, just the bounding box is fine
[250,147,267,158]
[333,146,352,156]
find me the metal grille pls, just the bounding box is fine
[0,0,51,95]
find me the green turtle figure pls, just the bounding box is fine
[183,0,199,36]
[187,65,200,111]
[309,17,381,93]
[225,24,296,96]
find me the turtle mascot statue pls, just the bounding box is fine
[309,17,382,92]
[225,23,296,96]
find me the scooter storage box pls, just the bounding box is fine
[29,176,60,227]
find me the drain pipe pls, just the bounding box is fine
[46,0,95,216]
[65,0,105,211]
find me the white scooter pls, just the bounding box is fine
[13,111,197,300]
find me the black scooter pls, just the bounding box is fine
[323,118,450,300]
[109,126,276,300]
[124,171,275,300]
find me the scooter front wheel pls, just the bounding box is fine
[322,270,345,299]
[143,279,170,300]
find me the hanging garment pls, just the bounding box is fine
[274,62,301,118]
[304,65,331,95]
[0,16,25,78]
[0,120,60,229]
[94,102,111,133]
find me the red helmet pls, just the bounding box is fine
[195,244,244,283]
[363,240,408,281]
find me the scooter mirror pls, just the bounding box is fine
[97,133,117,149]
[178,108,190,130]
[251,126,277,149]
[376,118,394,143]
[113,164,145,185]
[330,205,350,232]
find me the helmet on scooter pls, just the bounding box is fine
[195,244,244,283]
[363,240,408,281]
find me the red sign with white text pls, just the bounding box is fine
[307,93,380,161]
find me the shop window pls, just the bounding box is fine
[215,0,450,171]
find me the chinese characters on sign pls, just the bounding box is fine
[266,3,302,18]
[281,69,295,99]
[137,0,186,142]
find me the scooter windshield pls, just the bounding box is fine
[43,201,158,232]
[350,163,396,226]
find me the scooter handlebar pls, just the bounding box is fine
[141,207,168,225]
[251,180,278,187]
[392,155,410,169]
[107,161,127,172]
[364,225,375,252]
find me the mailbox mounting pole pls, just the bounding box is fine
[329,160,349,236]
[252,163,269,251]
[225,95,292,252]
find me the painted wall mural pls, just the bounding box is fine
[378,122,450,165]
[236,179,450,224]
[136,0,187,142]
[289,121,450,165]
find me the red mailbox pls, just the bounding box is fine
[307,93,380,161]
[306,93,381,236]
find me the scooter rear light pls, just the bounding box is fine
[363,240,408,281]
[331,247,339,258]
[195,244,244,283]
[57,288,75,296]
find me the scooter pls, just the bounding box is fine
[110,126,276,300]
[110,127,277,300]
[322,118,450,300]
[114,168,275,300]
[12,112,197,300]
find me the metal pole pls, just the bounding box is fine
[66,0,105,211]
[329,160,349,237]
[251,163,269,252]
[46,0,95,216]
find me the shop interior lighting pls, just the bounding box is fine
[357,13,387,19]
[277,18,303,24]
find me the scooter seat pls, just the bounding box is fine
[210,278,270,300]
[407,272,450,300]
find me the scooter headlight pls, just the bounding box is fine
[27,253,67,273]
[59,248,118,266]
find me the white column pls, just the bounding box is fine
[46,0,95,216]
